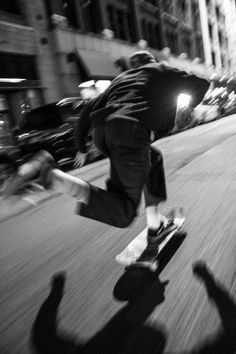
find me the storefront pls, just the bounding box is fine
[0,52,44,129]
[0,79,44,130]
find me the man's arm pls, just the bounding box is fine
[160,64,210,108]
[176,70,210,108]
[74,100,93,153]
[74,90,109,153]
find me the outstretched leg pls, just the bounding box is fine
[136,147,177,266]
[8,148,147,228]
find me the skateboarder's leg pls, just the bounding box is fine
[51,169,90,203]
[11,153,145,228]
[135,148,177,265]
[13,151,91,204]
[78,145,150,227]
[11,120,150,227]
[77,119,151,227]
[143,147,167,234]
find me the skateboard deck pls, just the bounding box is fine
[116,207,185,271]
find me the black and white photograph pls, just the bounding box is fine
[0,1,236,353]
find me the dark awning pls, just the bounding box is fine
[0,79,44,92]
[76,49,120,80]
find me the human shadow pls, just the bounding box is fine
[31,270,168,354]
[31,261,236,354]
[113,229,186,302]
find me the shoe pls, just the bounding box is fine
[5,151,56,196]
[135,220,177,266]
[37,151,57,189]
[147,219,177,244]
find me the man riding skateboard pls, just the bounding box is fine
[9,51,209,264]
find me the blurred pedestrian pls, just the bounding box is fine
[11,51,209,264]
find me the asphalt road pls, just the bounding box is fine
[1,115,236,354]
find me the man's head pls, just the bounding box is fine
[129,51,157,69]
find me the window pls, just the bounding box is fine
[140,21,159,48]
[145,0,157,5]
[127,13,136,43]
[116,9,127,40]
[183,38,191,57]
[215,6,220,20]
[191,2,200,30]
[218,30,223,46]
[196,38,204,59]
[107,6,131,42]
[178,0,188,22]
[221,55,225,67]
[63,0,80,28]
[208,23,213,39]
[141,19,148,40]
[147,23,153,47]
[166,31,178,54]
[181,0,187,13]
[82,0,101,33]
[107,5,115,34]
[162,0,173,14]
[155,24,162,49]
[211,51,216,66]
[0,0,21,14]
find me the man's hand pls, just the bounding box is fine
[73,151,88,169]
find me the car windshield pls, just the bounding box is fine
[19,100,85,131]
[19,103,63,131]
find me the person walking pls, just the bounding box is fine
[10,51,209,263]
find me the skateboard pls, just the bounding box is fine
[116,207,185,272]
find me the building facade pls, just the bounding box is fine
[159,0,204,61]
[0,0,44,128]
[1,0,235,129]
[223,0,236,76]
[198,0,233,76]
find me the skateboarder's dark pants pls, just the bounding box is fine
[78,119,167,228]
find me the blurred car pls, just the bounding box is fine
[221,93,236,116]
[0,114,21,194]
[17,98,103,170]
[191,104,221,125]
[223,101,236,116]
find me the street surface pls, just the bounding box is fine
[1,115,236,354]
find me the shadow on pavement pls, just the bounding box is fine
[31,262,236,354]
[113,230,186,302]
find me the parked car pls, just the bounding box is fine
[223,100,236,116]
[191,103,221,125]
[0,114,21,194]
[17,98,103,170]
[0,97,104,194]
[221,93,236,117]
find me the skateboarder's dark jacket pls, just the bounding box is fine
[75,62,210,153]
